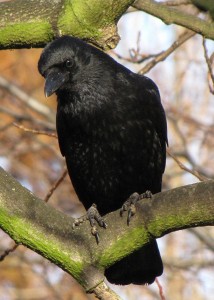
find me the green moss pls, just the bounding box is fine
[0,209,84,282]
[97,226,149,268]
[57,0,101,39]
[0,22,53,48]
[148,203,208,237]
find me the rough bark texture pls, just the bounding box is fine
[0,0,213,51]
[133,0,214,40]
[0,0,134,50]
[1,166,214,292]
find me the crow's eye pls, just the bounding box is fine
[65,60,73,68]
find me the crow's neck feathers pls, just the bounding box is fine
[56,58,125,121]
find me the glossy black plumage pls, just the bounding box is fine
[38,36,167,285]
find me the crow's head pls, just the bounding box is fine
[38,36,110,97]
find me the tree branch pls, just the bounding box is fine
[0,166,214,294]
[92,282,122,300]
[0,0,135,50]
[139,29,195,74]
[133,0,214,40]
[163,0,191,6]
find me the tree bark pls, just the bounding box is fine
[0,166,214,292]
[0,0,134,50]
[133,0,214,40]
[0,0,214,52]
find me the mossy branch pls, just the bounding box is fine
[0,0,134,50]
[1,0,214,52]
[133,0,214,40]
[0,166,214,294]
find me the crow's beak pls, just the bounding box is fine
[44,70,69,97]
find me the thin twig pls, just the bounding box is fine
[155,278,166,300]
[0,75,55,122]
[112,30,162,64]
[12,122,66,200]
[0,243,19,262]
[139,29,195,74]
[188,228,214,252]
[202,37,214,94]
[164,257,214,269]
[167,106,214,134]
[44,169,68,202]
[0,107,55,129]
[13,123,57,138]
[167,148,208,181]
[0,121,14,132]
[114,50,161,64]
[113,29,195,70]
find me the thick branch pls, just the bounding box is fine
[0,166,214,292]
[133,0,214,40]
[0,0,134,50]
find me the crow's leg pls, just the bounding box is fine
[120,191,152,225]
[72,203,107,244]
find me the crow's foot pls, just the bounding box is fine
[120,191,152,225]
[72,203,107,244]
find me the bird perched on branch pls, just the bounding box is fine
[38,36,167,285]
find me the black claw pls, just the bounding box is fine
[95,233,100,244]
[140,190,153,200]
[121,191,153,225]
[127,209,132,226]
[94,231,100,244]
[72,203,107,243]
[95,214,108,229]
[98,219,108,229]
[120,192,140,224]
[127,203,136,225]
[120,203,127,217]
[91,226,100,244]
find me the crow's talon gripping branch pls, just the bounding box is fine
[72,215,88,229]
[88,204,107,243]
[139,190,153,200]
[72,203,107,244]
[120,191,152,225]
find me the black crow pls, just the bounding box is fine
[38,36,167,285]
